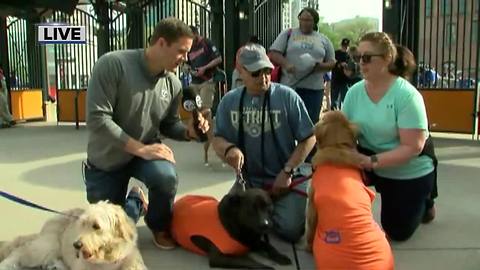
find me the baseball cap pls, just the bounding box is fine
[238,44,274,72]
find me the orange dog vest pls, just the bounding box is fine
[311,164,394,270]
[171,195,249,256]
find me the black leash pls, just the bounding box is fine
[292,243,301,270]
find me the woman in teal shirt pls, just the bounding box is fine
[342,32,436,241]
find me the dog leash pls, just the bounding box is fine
[236,172,247,192]
[264,174,312,197]
[0,190,77,218]
[292,244,301,270]
[235,172,305,269]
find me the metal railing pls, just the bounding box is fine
[418,0,479,89]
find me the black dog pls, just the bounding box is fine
[174,188,292,269]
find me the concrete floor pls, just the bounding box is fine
[1,122,480,269]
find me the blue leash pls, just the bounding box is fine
[0,190,77,217]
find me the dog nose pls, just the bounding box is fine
[73,240,83,250]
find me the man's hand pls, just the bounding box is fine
[187,109,210,140]
[137,143,175,163]
[271,171,292,195]
[225,146,244,173]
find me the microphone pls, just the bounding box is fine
[182,86,208,142]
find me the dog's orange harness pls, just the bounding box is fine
[311,164,394,270]
[171,195,249,256]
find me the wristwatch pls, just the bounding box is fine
[370,155,379,168]
[283,165,294,176]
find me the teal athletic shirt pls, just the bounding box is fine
[342,77,434,180]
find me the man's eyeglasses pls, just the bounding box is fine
[353,54,384,63]
[250,68,272,77]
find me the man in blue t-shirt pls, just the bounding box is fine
[212,44,316,243]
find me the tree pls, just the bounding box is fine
[318,16,379,49]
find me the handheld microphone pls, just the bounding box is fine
[182,87,208,142]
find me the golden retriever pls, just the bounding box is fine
[305,111,393,270]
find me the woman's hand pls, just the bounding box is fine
[357,153,374,170]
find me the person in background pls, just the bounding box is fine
[85,18,209,250]
[330,38,350,110]
[342,32,437,241]
[0,67,15,128]
[269,7,335,127]
[345,46,362,86]
[322,71,332,113]
[187,25,222,165]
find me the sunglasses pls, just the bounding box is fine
[353,54,384,63]
[250,68,272,77]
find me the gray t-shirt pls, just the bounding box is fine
[214,83,314,184]
[270,28,335,90]
[87,49,186,171]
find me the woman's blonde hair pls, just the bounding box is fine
[360,32,397,66]
[360,32,417,79]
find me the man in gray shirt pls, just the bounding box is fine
[85,18,208,249]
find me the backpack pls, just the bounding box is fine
[270,28,292,83]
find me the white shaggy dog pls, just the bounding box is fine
[0,201,146,270]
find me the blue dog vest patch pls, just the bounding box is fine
[324,230,341,244]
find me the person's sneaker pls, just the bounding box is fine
[128,186,148,217]
[152,231,176,250]
[422,205,436,224]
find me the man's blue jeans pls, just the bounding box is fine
[295,87,324,162]
[84,158,178,232]
[295,87,324,125]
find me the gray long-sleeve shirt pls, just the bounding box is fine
[87,49,187,171]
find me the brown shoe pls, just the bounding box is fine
[152,231,176,250]
[422,205,436,224]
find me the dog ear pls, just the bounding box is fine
[222,193,242,207]
[113,206,136,242]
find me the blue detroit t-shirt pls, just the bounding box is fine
[214,83,314,183]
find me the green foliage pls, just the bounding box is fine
[318,16,379,49]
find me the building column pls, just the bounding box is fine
[94,0,110,57]
[127,4,143,49]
